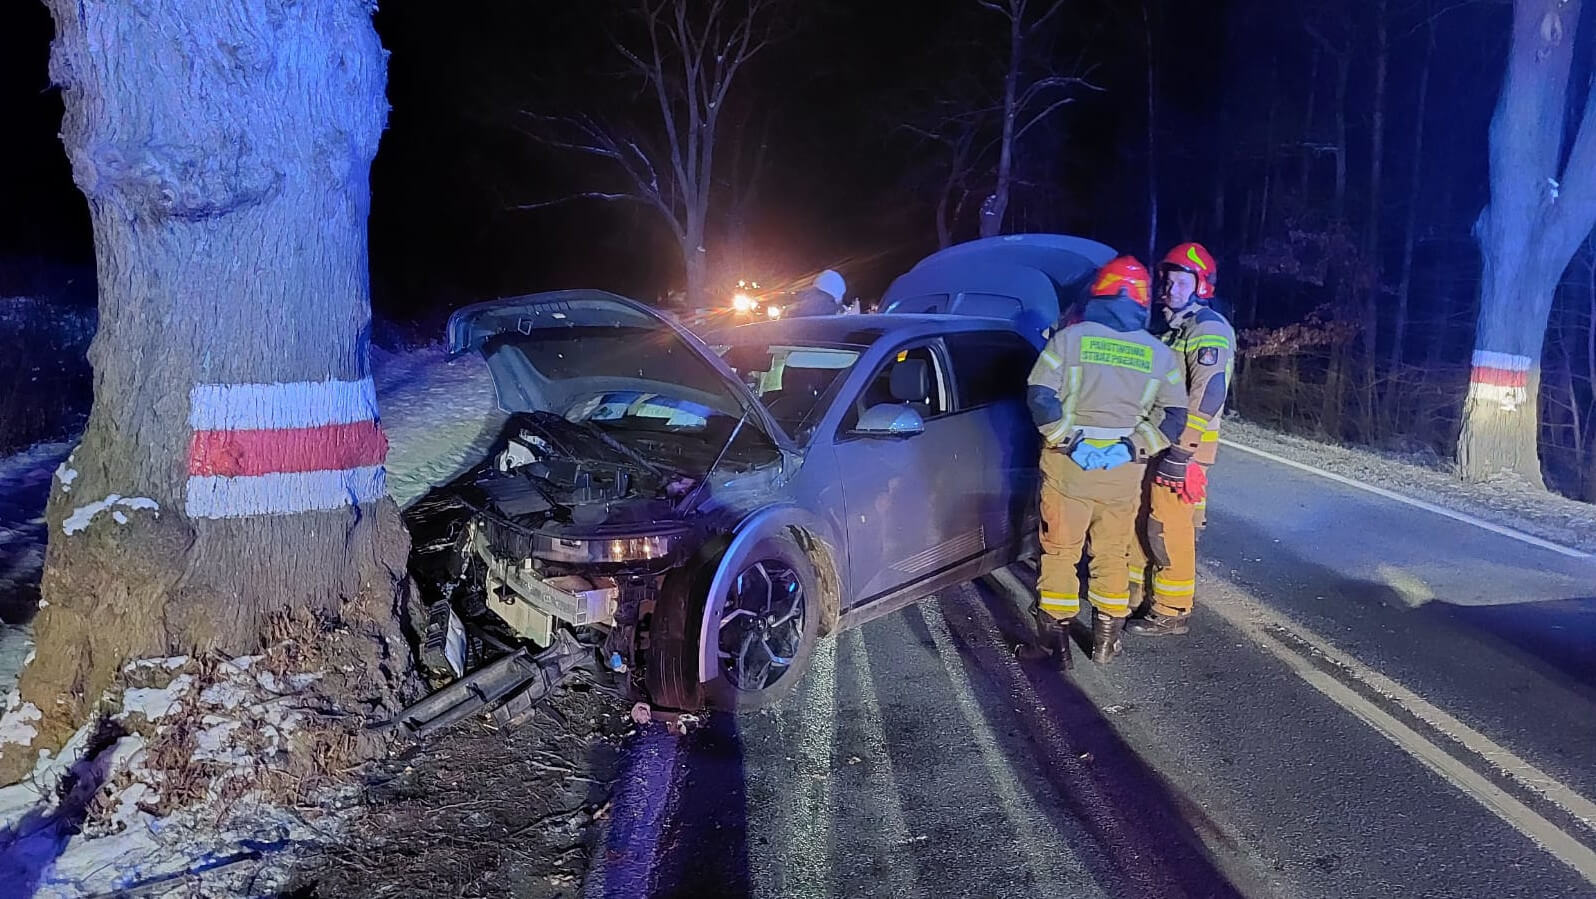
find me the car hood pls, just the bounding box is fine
[447,290,791,451]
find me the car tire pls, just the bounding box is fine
[647,533,821,713]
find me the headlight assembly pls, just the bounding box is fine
[539,532,681,564]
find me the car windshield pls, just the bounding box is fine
[713,342,862,443]
[566,390,723,432]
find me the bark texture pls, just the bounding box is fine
[3,0,410,785]
[1459,0,1596,484]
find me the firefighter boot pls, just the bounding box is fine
[1090,611,1125,665]
[1125,609,1191,637]
[1019,608,1074,671]
[1127,581,1150,619]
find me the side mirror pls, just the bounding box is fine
[855,403,925,437]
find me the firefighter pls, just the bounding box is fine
[1024,256,1188,667]
[787,269,847,317]
[1126,242,1235,637]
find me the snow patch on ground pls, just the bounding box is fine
[119,675,193,724]
[0,651,352,896]
[1225,417,1596,553]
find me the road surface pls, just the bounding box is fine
[587,447,1596,899]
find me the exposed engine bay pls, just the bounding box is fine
[403,409,781,727]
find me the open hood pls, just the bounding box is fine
[447,290,791,451]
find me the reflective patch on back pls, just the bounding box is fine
[1079,336,1154,373]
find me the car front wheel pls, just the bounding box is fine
[648,533,821,712]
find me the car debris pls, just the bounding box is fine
[382,629,593,740]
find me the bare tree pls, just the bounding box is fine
[1,0,410,786]
[1390,7,1436,373]
[1458,0,1596,484]
[976,0,1094,238]
[518,0,781,309]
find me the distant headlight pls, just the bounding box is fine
[766,305,782,319]
[732,292,754,313]
[539,532,681,564]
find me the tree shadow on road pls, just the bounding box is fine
[943,585,1251,899]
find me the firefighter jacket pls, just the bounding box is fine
[1027,297,1188,462]
[1160,303,1235,465]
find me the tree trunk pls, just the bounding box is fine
[1458,0,1591,485]
[2,0,411,785]
[1390,15,1435,372]
[981,4,1022,239]
[1362,0,1388,368]
[1143,0,1158,262]
[1332,53,1349,221]
[684,231,710,311]
[1457,254,1556,483]
[1300,47,1320,199]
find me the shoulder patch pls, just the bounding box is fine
[1197,346,1220,366]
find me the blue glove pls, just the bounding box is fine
[1098,441,1133,470]
[1069,442,1104,470]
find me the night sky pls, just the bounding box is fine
[0,1,1506,328]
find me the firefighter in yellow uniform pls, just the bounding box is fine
[1023,256,1188,668]
[1127,242,1235,637]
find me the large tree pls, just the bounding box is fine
[1460,0,1596,483]
[0,0,411,785]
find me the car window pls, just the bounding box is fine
[945,331,1038,409]
[841,343,948,432]
[883,294,950,314]
[714,343,861,444]
[953,293,1023,318]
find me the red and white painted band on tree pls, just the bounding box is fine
[1467,350,1533,411]
[185,377,389,519]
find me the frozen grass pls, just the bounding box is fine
[1225,416,1596,553]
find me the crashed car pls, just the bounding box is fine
[409,289,1047,720]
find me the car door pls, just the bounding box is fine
[943,329,1043,557]
[831,339,988,605]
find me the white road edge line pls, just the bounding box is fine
[843,629,924,897]
[1220,438,1591,560]
[1206,591,1596,886]
[921,604,1080,893]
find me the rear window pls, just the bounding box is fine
[953,293,1023,318]
[945,331,1038,408]
[884,294,950,314]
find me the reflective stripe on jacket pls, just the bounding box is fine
[1164,305,1235,465]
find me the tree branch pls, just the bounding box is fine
[1550,52,1596,260]
[1013,96,1076,142]
[1027,0,1067,34]
[510,192,644,211]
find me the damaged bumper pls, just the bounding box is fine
[470,521,622,643]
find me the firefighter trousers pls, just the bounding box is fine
[1129,465,1208,616]
[1037,449,1142,622]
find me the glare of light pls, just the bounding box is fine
[732,292,754,313]
[766,305,782,319]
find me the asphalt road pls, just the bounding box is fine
[585,448,1596,899]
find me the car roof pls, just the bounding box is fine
[709,313,1020,347]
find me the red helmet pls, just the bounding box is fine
[1160,242,1217,300]
[1089,256,1152,308]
